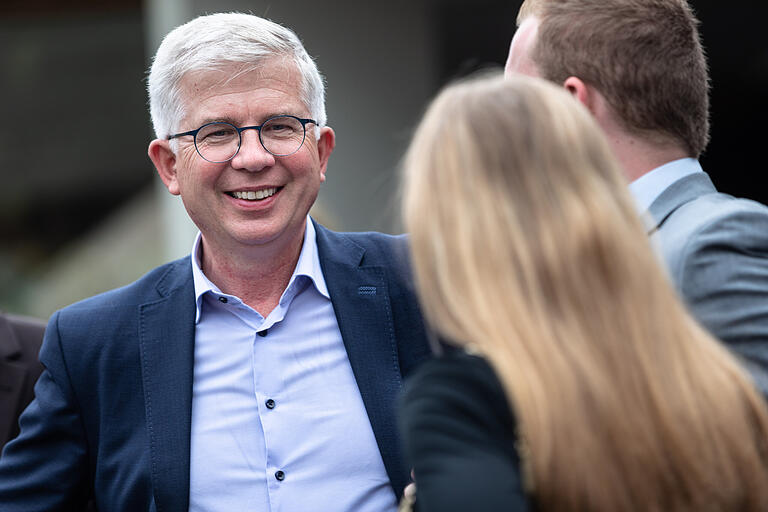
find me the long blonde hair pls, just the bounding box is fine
[402,74,768,511]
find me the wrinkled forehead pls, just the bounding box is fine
[177,57,303,113]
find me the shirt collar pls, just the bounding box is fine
[190,217,330,324]
[628,157,703,213]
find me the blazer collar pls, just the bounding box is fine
[646,172,717,234]
[138,258,196,512]
[313,220,408,496]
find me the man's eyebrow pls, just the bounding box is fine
[196,116,238,126]
[195,112,306,127]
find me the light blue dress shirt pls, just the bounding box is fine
[628,157,703,213]
[188,218,397,511]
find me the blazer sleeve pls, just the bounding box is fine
[0,310,91,511]
[677,205,768,392]
[399,352,529,512]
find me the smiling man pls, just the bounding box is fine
[0,13,430,512]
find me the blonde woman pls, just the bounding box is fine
[399,74,768,511]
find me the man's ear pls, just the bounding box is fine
[563,76,619,132]
[316,126,336,183]
[148,139,181,195]
[563,76,597,114]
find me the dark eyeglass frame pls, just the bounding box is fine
[167,114,317,162]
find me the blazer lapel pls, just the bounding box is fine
[314,222,406,494]
[646,172,718,235]
[138,260,196,512]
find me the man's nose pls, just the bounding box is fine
[230,129,275,171]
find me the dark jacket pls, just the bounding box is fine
[0,312,45,447]
[400,351,529,512]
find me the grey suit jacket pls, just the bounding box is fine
[0,312,45,447]
[648,172,768,391]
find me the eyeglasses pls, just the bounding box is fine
[168,115,317,163]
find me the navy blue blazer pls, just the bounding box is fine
[0,222,431,511]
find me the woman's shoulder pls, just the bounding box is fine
[402,348,517,447]
[405,349,508,403]
[400,349,529,512]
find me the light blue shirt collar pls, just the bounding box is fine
[190,216,330,323]
[628,157,703,213]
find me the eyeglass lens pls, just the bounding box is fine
[195,116,307,162]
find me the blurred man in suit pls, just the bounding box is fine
[505,0,768,391]
[0,312,44,448]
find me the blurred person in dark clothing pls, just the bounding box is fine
[0,312,44,448]
[506,0,768,392]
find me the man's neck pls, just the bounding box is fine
[200,230,305,317]
[587,90,690,183]
[603,129,690,183]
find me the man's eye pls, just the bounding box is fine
[266,123,290,132]
[198,124,237,142]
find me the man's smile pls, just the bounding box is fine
[227,187,281,201]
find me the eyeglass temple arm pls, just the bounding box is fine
[167,129,198,140]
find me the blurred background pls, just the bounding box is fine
[1,0,766,320]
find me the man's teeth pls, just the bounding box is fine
[232,188,277,200]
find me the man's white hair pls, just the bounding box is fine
[147,12,326,140]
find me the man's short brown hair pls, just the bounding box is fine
[520,0,710,157]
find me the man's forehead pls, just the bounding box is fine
[180,57,299,95]
[176,58,306,124]
[505,17,540,78]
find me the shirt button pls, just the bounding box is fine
[265,398,276,409]
[218,296,228,303]
[275,470,285,481]
[258,329,268,337]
